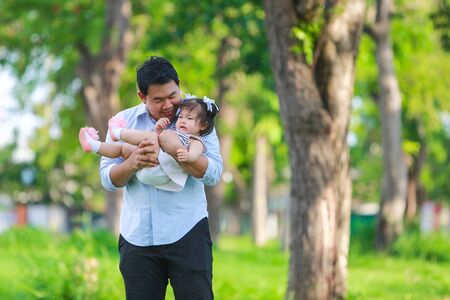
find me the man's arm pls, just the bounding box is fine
[159,130,207,177]
[159,129,223,185]
[101,139,160,189]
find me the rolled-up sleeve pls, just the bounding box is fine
[200,128,223,186]
[99,131,125,191]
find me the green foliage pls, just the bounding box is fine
[352,0,450,205]
[350,214,450,263]
[394,1,450,204]
[392,230,450,263]
[0,139,27,196]
[0,1,104,94]
[420,130,450,201]
[132,0,287,193]
[225,73,288,186]
[0,1,109,210]
[0,227,122,300]
[0,0,288,212]
[147,0,272,80]
[350,96,383,203]
[431,0,450,51]
[291,22,322,64]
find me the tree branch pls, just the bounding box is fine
[364,24,377,40]
[101,0,132,61]
[76,41,93,80]
[294,0,325,21]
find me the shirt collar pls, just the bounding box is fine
[137,103,157,124]
[137,103,177,126]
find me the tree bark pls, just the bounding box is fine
[372,0,408,250]
[405,130,426,221]
[76,0,132,234]
[264,0,365,298]
[252,135,269,246]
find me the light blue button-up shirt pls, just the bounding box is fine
[99,103,223,246]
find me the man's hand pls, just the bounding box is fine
[131,139,160,170]
[110,139,159,187]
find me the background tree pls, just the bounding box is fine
[143,0,286,242]
[352,0,450,225]
[365,0,408,250]
[0,0,133,233]
[431,0,450,51]
[264,0,366,298]
[0,0,289,240]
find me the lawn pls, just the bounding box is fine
[0,227,449,299]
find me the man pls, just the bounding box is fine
[100,56,222,299]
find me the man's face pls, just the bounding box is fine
[140,81,181,121]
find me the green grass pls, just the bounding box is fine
[213,236,288,299]
[348,254,450,300]
[1,227,449,299]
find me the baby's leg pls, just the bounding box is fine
[79,127,124,158]
[120,129,158,146]
[120,143,137,159]
[159,130,186,155]
[97,143,125,158]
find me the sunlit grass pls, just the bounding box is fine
[1,227,449,299]
[348,254,450,299]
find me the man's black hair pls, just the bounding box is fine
[137,56,180,95]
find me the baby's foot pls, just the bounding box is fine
[108,116,127,141]
[79,127,100,153]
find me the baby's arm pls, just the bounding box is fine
[159,130,208,178]
[176,139,204,162]
[155,118,170,135]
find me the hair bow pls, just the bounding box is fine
[202,96,219,112]
[183,93,198,100]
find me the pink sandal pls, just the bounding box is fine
[108,116,127,141]
[79,127,100,153]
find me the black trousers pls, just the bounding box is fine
[118,218,213,300]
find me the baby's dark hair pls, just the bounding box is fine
[137,56,179,95]
[180,97,219,135]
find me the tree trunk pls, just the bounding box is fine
[372,0,408,250]
[264,0,365,298]
[405,134,426,221]
[206,37,241,243]
[252,135,268,246]
[405,171,417,221]
[76,0,132,235]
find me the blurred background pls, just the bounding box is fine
[0,0,449,299]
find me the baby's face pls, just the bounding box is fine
[176,108,205,135]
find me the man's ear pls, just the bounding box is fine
[137,91,145,102]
